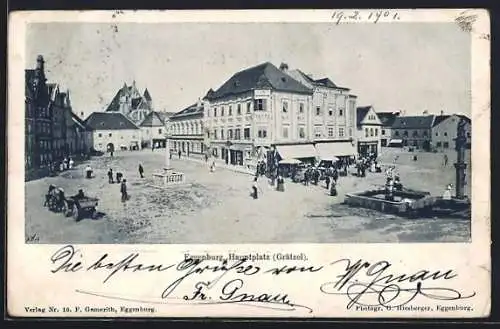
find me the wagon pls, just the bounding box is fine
[62,196,99,221]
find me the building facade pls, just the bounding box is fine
[356,106,382,156]
[169,100,205,157]
[431,114,471,150]
[391,115,435,150]
[85,112,141,152]
[376,111,400,147]
[105,81,154,125]
[140,111,174,149]
[203,62,317,167]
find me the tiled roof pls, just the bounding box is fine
[105,83,152,112]
[377,112,400,127]
[314,77,337,88]
[71,112,93,131]
[291,69,350,90]
[140,111,170,127]
[169,103,204,121]
[432,114,471,127]
[84,112,139,130]
[356,106,372,126]
[207,62,312,100]
[392,115,435,129]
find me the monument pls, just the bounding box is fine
[151,120,186,187]
[454,118,468,199]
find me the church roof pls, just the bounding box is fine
[85,112,140,130]
[140,111,170,127]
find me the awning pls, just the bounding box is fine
[315,141,356,158]
[276,144,317,159]
[389,139,403,144]
[279,158,302,165]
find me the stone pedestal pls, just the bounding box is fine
[150,129,187,188]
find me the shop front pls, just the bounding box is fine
[358,141,378,157]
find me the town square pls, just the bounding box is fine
[23,22,472,244]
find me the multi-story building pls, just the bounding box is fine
[105,81,154,125]
[169,100,205,157]
[286,64,358,161]
[431,114,471,150]
[203,62,319,168]
[376,111,401,147]
[356,106,382,156]
[391,115,435,151]
[85,112,141,152]
[139,111,174,149]
[25,55,52,176]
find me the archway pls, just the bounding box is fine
[107,143,115,153]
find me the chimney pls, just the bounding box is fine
[36,55,45,72]
[423,110,428,115]
[279,62,289,72]
[197,97,202,108]
[440,110,444,116]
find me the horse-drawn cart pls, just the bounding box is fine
[62,196,99,220]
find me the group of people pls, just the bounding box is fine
[356,154,381,177]
[48,157,75,175]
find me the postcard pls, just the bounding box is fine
[7,9,490,318]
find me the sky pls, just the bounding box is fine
[26,22,471,118]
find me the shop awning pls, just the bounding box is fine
[276,144,318,160]
[315,141,356,158]
[389,139,403,144]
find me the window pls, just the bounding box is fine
[246,102,251,113]
[109,133,112,137]
[299,127,306,138]
[214,130,218,139]
[370,128,374,136]
[221,107,225,116]
[413,130,418,137]
[314,127,322,138]
[328,108,333,116]
[254,99,267,111]
[282,101,289,113]
[158,128,162,134]
[375,129,378,136]
[228,106,232,116]
[235,129,241,140]
[299,103,304,113]
[443,142,449,148]
[423,131,428,137]
[403,130,408,137]
[436,132,439,136]
[339,127,345,137]
[381,129,386,135]
[467,132,471,138]
[316,106,321,116]
[228,129,233,139]
[214,108,217,117]
[258,129,267,138]
[339,109,344,116]
[444,132,448,137]
[237,104,241,115]
[244,128,250,139]
[282,127,289,138]
[436,142,442,147]
[328,127,334,137]
[395,131,400,137]
[365,128,369,137]
[206,131,210,139]
[221,129,224,140]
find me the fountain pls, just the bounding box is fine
[150,121,186,188]
[344,117,471,218]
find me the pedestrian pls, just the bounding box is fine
[444,154,448,166]
[413,155,418,161]
[138,163,144,178]
[69,157,74,169]
[276,175,285,192]
[332,168,339,184]
[325,175,331,190]
[251,177,260,199]
[116,172,123,183]
[170,150,173,159]
[442,184,453,200]
[205,153,209,163]
[85,164,93,179]
[120,179,128,202]
[110,150,114,158]
[330,180,338,196]
[210,161,216,173]
[107,168,114,183]
[63,157,68,170]
[394,176,403,191]
[178,150,182,159]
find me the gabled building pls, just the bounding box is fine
[376,111,401,147]
[356,106,382,156]
[105,81,153,125]
[391,115,435,151]
[169,99,205,157]
[203,62,315,167]
[85,112,141,152]
[139,111,175,149]
[286,65,358,161]
[431,114,471,150]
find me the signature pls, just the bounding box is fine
[50,246,476,313]
[320,259,476,309]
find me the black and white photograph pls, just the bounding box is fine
[23,18,474,244]
[8,9,491,319]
